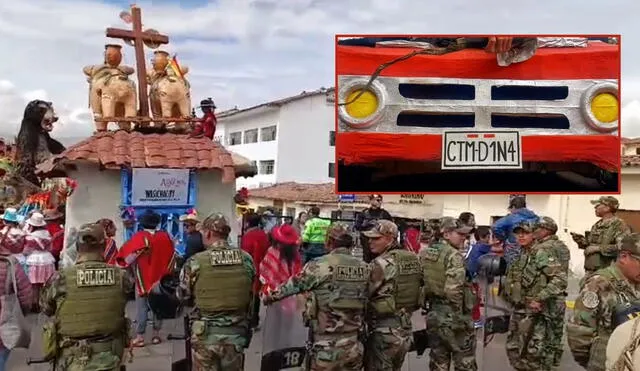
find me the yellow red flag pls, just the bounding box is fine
[167,54,184,79]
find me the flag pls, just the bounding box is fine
[167,54,184,79]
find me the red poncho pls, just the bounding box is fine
[103,237,118,266]
[116,230,176,296]
[259,246,302,296]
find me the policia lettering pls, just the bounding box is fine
[335,266,368,281]
[210,249,243,266]
[76,268,117,287]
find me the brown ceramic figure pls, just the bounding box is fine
[147,50,192,132]
[82,44,138,131]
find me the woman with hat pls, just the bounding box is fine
[23,212,56,310]
[179,211,204,262]
[0,208,27,274]
[43,208,65,267]
[259,224,303,297]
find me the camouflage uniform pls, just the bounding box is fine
[265,223,370,370]
[364,220,421,371]
[503,220,568,371]
[419,217,477,371]
[178,214,256,371]
[576,196,631,284]
[535,217,571,367]
[40,223,132,371]
[567,233,640,371]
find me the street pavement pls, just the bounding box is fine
[7,301,584,371]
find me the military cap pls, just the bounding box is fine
[590,196,620,210]
[363,220,398,238]
[617,233,640,258]
[513,220,537,233]
[440,217,473,234]
[536,216,558,234]
[77,223,105,247]
[201,212,230,234]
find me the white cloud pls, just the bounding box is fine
[0,0,638,141]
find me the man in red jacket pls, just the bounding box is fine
[240,212,270,329]
[116,210,176,347]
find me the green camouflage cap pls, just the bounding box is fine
[439,217,473,234]
[326,222,350,240]
[618,233,640,257]
[590,196,620,210]
[513,220,537,233]
[201,212,230,234]
[536,216,558,234]
[363,220,398,238]
[77,223,105,247]
[420,223,434,241]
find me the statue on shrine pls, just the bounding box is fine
[147,50,192,131]
[82,44,137,131]
[14,100,66,187]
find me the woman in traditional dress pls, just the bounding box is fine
[0,208,27,274]
[96,218,118,265]
[259,224,303,296]
[23,212,56,310]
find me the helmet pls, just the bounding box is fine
[147,273,183,320]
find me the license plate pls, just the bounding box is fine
[441,131,522,170]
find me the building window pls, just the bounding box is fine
[244,129,258,144]
[329,131,335,146]
[328,162,335,178]
[636,147,640,155]
[229,132,242,145]
[261,126,277,142]
[259,160,275,175]
[286,207,296,218]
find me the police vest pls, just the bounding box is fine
[57,262,126,338]
[313,252,369,333]
[371,248,422,316]
[193,247,252,314]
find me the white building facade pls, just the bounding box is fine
[216,88,336,189]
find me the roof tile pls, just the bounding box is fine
[248,182,368,204]
[36,131,237,183]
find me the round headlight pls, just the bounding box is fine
[338,78,387,129]
[581,82,618,133]
[590,92,618,123]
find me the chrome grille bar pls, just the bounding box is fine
[337,76,618,135]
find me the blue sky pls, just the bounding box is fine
[0,0,638,140]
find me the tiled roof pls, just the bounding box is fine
[248,182,368,203]
[623,137,640,145]
[36,131,240,182]
[218,87,335,118]
[622,155,640,167]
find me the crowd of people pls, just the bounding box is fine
[0,191,636,370]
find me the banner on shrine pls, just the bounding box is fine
[131,168,190,206]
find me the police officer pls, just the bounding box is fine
[534,216,571,367]
[571,196,631,284]
[419,217,477,371]
[264,223,369,370]
[365,220,421,370]
[567,233,640,371]
[503,220,567,371]
[178,213,255,371]
[40,223,132,370]
[355,194,392,263]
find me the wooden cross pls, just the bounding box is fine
[105,5,169,118]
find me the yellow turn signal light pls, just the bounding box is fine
[590,92,618,124]
[345,89,379,119]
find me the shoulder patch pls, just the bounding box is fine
[580,291,600,309]
[209,249,243,266]
[422,248,440,262]
[334,265,367,281]
[76,268,117,287]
